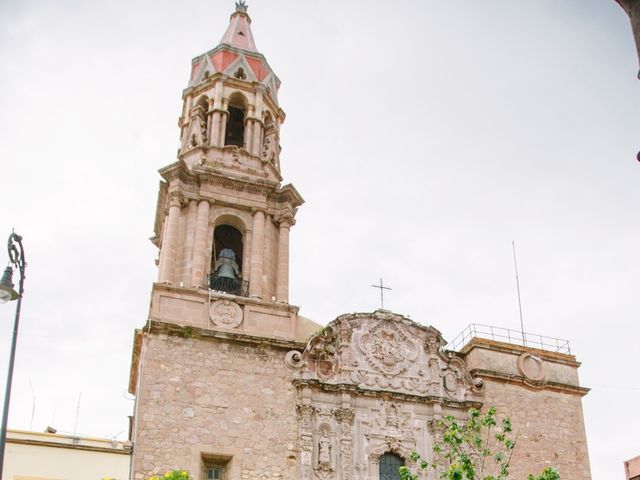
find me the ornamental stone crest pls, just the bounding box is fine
[209,299,243,328]
[287,310,484,401]
[357,320,419,376]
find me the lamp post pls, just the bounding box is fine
[0,232,26,480]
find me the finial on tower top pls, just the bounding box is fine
[235,0,248,13]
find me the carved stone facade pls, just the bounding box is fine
[286,311,484,480]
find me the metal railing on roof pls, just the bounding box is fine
[446,323,571,355]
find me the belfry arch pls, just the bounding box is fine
[224,92,247,147]
[210,215,246,295]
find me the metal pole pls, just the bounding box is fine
[0,292,23,478]
[512,241,526,347]
[0,233,25,480]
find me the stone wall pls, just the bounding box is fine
[481,379,591,480]
[461,338,591,480]
[132,331,299,480]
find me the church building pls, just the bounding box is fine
[128,3,592,479]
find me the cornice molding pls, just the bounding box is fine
[293,379,484,410]
[145,319,307,352]
[470,368,590,397]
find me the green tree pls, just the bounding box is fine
[398,407,560,480]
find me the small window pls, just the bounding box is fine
[206,466,223,480]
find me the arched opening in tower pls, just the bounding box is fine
[210,224,244,294]
[225,94,246,147]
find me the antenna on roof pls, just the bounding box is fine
[511,241,526,347]
[73,392,81,434]
[28,378,36,431]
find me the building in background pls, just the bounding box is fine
[625,456,640,480]
[128,3,592,479]
[4,428,130,480]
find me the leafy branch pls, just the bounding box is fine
[399,407,558,480]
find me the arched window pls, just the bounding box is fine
[224,94,246,147]
[210,224,244,294]
[379,452,404,480]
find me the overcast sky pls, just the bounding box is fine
[0,0,638,477]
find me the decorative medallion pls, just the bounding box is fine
[443,372,458,393]
[517,353,546,384]
[357,320,418,376]
[209,299,243,328]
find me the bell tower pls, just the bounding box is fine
[149,0,306,339]
[129,5,320,478]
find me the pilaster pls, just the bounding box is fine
[158,190,183,284]
[276,215,294,303]
[190,199,212,288]
[249,209,265,298]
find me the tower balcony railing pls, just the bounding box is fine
[446,323,571,355]
[208,274,249,297]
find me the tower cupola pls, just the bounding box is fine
[179,0,283,176]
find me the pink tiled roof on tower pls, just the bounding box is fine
[219,1,258,53]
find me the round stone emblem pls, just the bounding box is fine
[209,299,243,328]
[443,372,458,393]
[517,353,545,383]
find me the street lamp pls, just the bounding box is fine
[0,232,26,480]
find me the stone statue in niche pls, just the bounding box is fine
[261,134,275,164]
[316,424,334,472]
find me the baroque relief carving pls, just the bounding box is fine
[292,311,484,401]
[292,312,485,479]
[209,299,243,328]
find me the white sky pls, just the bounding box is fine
[0,0,638,478]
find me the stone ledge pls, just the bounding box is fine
[470,369,591,396]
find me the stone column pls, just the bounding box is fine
[182,200,198,285]
[276,216,294,303]
[158,191,182,284]
[252,118,263,156]
[190,199,211,288]
[220,98,229,146]
[242,229,252,280]
[253,90,264,156]
[249,209,265,298]
[210,111,221,146]
[244,118,254,152]
[205,98,214,146]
